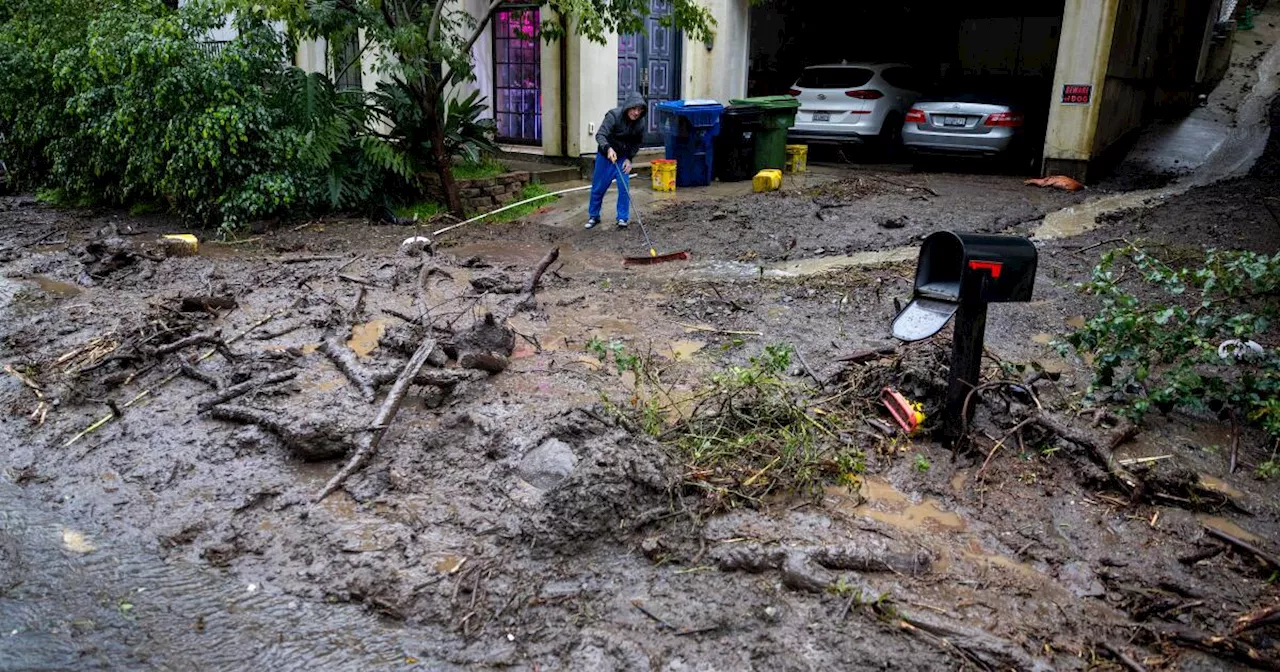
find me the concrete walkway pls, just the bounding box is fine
[1118,5,1280,176]
[524,164,845,231]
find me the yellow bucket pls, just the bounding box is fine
[753,169,783,193]
[651,159,677,192]
[785,144,808,173]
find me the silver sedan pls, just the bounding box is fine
[902,98,1025,158]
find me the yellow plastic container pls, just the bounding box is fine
[785,144,808,173]
[753,169,783,193]
[161,234,199,257]
[651,159,677,192]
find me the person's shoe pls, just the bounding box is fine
[584,217,600,229]
[616,219,629,229]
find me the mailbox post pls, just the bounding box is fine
[890,232,1038,442]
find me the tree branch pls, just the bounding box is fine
[439,0,506,94]
[426,0,445,43]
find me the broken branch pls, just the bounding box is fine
[64,310,286,447]
[314,337,438,503]
[196,371,298,413]
[1205,526,1280,571]
[319,334,379,402]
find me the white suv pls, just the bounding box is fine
[787,62,923,147]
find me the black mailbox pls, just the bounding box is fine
[889,231,1038,443]
[893,231,1037,342]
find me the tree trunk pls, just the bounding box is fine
[426,97,464,217]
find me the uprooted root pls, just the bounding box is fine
[713,541,932,588]
[715,540,1051,671]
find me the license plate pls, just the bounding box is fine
[812,112,830,122]
[943,116,966,127]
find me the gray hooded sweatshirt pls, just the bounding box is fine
[595,91,648,161]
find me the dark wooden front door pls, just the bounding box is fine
[618,0,682,146]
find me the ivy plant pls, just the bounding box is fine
[1066,244,1280,442]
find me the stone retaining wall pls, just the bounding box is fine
[422,171,532,213]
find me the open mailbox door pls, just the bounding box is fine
[892,231,1037,341]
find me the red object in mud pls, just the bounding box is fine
[880,387,921,433]
[623,250,691,266]
[1024,175,1085,192]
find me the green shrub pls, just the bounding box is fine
[1067,245,1280,441]
[0,0,402,231]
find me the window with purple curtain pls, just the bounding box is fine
[493,5,542,144]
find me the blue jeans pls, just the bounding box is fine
[588,153,630,221]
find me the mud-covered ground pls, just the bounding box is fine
[3,96,1280,672]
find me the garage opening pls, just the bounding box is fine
[748,2,1065,160]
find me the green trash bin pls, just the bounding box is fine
[729,95,800,171]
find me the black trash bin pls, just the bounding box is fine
[714,105,762,182]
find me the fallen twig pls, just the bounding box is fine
[155,332,232,358]
[497,246,559,322]
[1205,526,1280,571]
[1101,642,1148,672]
[975,416,1038,482]
[23,229,66,248]
[1033,412,1140,494]
[1232,603,1280,636]
[319,334,379,402]
[281,254,345,264]
[674,322,763,337]
[1143,623,1280,671]
[196,370,297,412]
[64,310,286,447]
[1179,544,1226,565]
[179,361,223,389]
[794,346,825,390]
[835,346,897,364]
[338,273,377,287]
[314,337,438,503]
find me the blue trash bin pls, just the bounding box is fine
[656,100,724,187]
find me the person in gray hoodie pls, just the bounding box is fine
[586,91,648,229]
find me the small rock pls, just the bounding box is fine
[519,438,578,489]
[399,236,434,257]
[640,536,667,561]
[710,211,728,221]
[879,216,908,229]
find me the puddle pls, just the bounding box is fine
[667,340,706,361]
[1198,515,1261,544]
[347,320,387,358]
[1032,187,1180,240]
[1198,475,1246,501]
[435,555,466,574]
[764,248,916,278]
[29,276,83,298]
[838,477,966,532]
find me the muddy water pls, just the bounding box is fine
[29,275,83,298]
[0,274,435,670]
[0,483,433,671]
[347,319,388,358]
[845,477,966,532]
